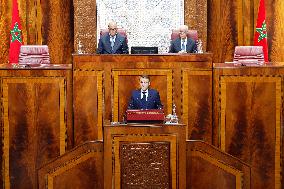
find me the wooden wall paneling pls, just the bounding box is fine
[40,0,73,64]
[112,69,173,122]
[73,69,103,146]
[242,0,254,45]
[187,141,251,189]
[26,0,42,44]
[270,0,284,62]
[1,75,69,189]
[38,141,104,189]
[73,0,97,54]
[104,124,186,189]
[0,0,12,64]
[213,65,283,189]
[207,0,238,63]
[182,69,212,142]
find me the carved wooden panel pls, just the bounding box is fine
[184,0,207,50]
[120,142,170,188]
[73,70,104,146]
[73,0,97,54]
[112,69,173,122]
[213,64,283,189]
[1,76,68,189]
[38,141,104,189]
[187,141,251,189]
[182,69,212,142]
[104,124,186,189]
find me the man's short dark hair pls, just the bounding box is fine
[140,75,150,81]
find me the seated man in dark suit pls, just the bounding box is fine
[128,75,163,109]
[97,21,129,54]
[168,25,197,53]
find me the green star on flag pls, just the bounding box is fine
[10,22,22,43]
[254,0,268,62]
[256,21,267,42]
[9,0,24,63]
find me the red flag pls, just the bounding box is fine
[254,0,268,62]
[9,0,23,63]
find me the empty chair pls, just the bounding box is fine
[19,45,50,64]
[233,46,264,64]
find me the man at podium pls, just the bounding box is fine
[128,75,163,110]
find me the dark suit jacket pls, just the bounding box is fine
[128,89,163,110]
[168,37,197,53]
[97,33,129,54]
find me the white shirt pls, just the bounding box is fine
[181,38,187,50]
[140,89,149,101]
[109,35,116,43]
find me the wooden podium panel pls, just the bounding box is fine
[0,64,72,189]
[187,141,251,189]
[213,63,284,189]
[38,141,103,189]
[73,54,213,144]
[104,124,186,189]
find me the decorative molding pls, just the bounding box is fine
[182,70,212,139]
[219,75,281,188]
[2,77,67,189]
[112,134,177,189]
[191,150,243,188]
[112,69,172,122]
[73,70,104,140]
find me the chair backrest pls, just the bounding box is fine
[19,45,50,64]
[170,29,198,41]
[99,28,128,42]
[233,46,264,64]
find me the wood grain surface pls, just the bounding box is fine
[1,0,283,64]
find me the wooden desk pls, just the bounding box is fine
[104,124,186,189]
[0,64,72,189]
[213,63,284,189]
[73,53,213,145]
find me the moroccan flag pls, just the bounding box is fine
[9,0,23,63]
[254,0,268,62]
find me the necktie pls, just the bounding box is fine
[110,37,115,51]
[142,91,147,101]
[181,40,186,51]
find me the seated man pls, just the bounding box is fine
[97,21,129,54]
[168,25,197,53]
[128,75,163,109]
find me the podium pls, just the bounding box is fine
[126,109,165,123]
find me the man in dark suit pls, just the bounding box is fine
[128,75,163,110]
[168,25,197,53]
[97,21,129,54]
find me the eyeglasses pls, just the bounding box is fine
[109,28,117,31]
[179,31,186,34]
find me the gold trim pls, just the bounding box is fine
[112,70,173,122]
[73,70,104,140]
[219,76,281,188]
[112,134,177,189]
[113,72,119,121]
[182,70,212,140]
[275,77,281,189]
[182,71,189,139]
[46,151,98,189]
[2,77,67,189]
[97,72,103,140]
[192,151,243,188]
